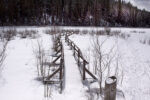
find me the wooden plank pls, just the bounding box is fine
[59,59,63,80]
[85,67,97,80]
[43,62,60,66]
[55,48,61,55]
[52,55,61,63]
[55,43,61,50]
[46,67,61,80]
[79,56,89,64]
[78,49,80,66]
[44,80,61,84]
[83,60,86,80]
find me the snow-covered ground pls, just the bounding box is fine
[0,27,150,100]
[69,28,150,100]
[0,28,52,100]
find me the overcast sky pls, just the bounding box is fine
[125,0,150,11]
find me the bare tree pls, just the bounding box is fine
[0,41,8,69]
[92,35,117,95]
[114,36,125,86]
[83,48,91,70]
[0,30,9,71]
[2,28,17,41]
[33,39,47,78]
[104,46,116,77]
[92,36,108,94]
[104,27,111,36]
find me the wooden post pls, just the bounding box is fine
[65,35,67,42]
[60,43,62,52]
[60,59,63,93]
[55,44,59,52]
[68,40,70,45]
[104,76,117,100]
[70,42,72,50]
[73,45,75,56]
[67,39,69,44]
[66,38,68,44]
[78,49,80,66]
[60,58,63,80]
[83,60,86,80]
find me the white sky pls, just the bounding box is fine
[125,0,150,11]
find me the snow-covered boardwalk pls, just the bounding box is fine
[62,40,86,100]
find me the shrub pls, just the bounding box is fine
[104,27,111,35]
[2,28,17,41]
[18,29,38,39]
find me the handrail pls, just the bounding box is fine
[65,34,97,80]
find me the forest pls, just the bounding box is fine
[0,0,150,27]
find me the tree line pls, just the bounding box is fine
[0,0,150,27]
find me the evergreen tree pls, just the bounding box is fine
[0,0,149,27]
[118,0,122,21]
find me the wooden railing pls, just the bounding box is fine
[65,34,97,81]
[44,34,65,92]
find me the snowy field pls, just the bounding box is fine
[0,26,150,100]
[69,28,150,100]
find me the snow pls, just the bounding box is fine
[106,77,116,84]
[106,78,114,84]
[0,28,51,100]
[0,38,44,100]
[57,38,86,100]
[69,27,150,100]
[0,26,150,100]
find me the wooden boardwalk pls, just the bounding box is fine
[62,39,86,100]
